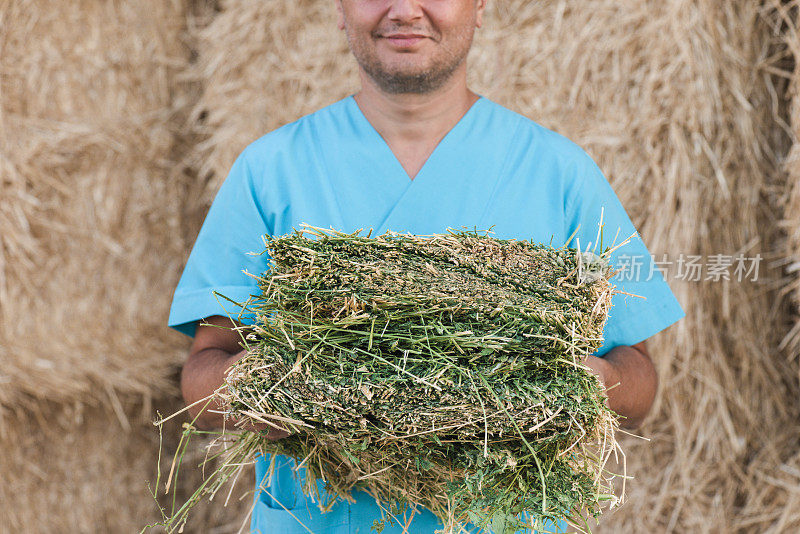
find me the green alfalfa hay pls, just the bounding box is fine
[146,223,631,534]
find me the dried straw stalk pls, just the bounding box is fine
[771,0,800,363]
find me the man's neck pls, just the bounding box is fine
[353,72,480,179]
[356,66,479,137]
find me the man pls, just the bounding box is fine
[168,0,685,532]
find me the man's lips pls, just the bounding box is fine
[381,33,428,47]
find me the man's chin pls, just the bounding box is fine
[359,56,460,94]
[372,76,448,95]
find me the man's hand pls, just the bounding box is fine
[180,315,293,440]
[582,353,610,393]
[581,340,657,430]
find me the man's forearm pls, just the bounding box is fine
[180,347,291,440]
[588,345,658,429]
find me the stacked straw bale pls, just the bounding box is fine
[735,3,800,532]
[187,0,360,191]
[0,396,252,534]
[773,0,800,363]
[0,1,193,409]
[0,2,247,533]
[188,1,797,532]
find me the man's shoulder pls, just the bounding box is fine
[240,96,350,161]
[480,97,594,165]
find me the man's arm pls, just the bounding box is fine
[583,340,658,430]
[180,315,290,440]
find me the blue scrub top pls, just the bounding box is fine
[168,94,685,533]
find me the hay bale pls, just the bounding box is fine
[782,172,800,356]
[0,0,196,409]
[772,0,800,363]
[187,0,359,192]
[0,396,251,534]
[725,3,800,532]
[187,1,796,531]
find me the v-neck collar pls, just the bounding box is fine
[346,94,485,184]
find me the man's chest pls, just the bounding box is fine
[384,137,444,182]
[250,144,571,249]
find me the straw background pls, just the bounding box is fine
[776,0,800,364]
[1,0,799,532]
[0,0,192,410]
[0,1,250,532]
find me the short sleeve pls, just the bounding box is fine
[168,149,271,338]
[564,155,685,357]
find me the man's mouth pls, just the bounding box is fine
[382,33,428,48]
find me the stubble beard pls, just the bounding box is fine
[345,26,474,95]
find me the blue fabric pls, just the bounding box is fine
[168,94,685,533]
[250,453,564,534]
